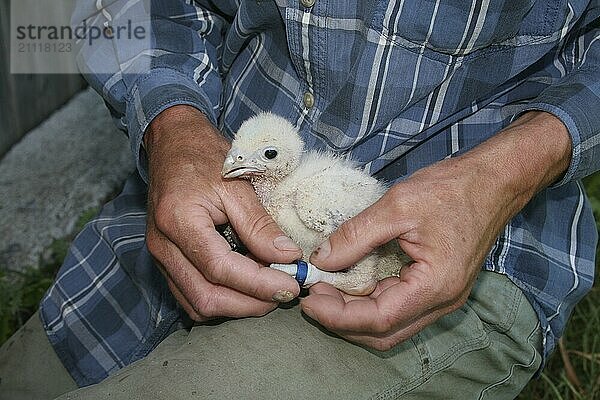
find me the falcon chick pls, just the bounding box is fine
[221,112,411,295]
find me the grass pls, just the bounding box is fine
[519,290,600,399]
[0,175,599,398]
[0,206,99,344]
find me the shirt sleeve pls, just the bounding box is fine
[521,7,600,186]
[72,0,231,181]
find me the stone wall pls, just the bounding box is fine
[0,0,86,157]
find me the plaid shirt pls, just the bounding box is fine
[41,0,599,386]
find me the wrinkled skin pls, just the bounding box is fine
[144,106,303,321]
[301,111,571,351]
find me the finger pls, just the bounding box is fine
[307,281,439,349]
[339,302,462,351]
[153,256,204,320]
[308,195,400,271]
[369,277,403,298]
[165,252,279,318]
[301,293,390,334]
[149,230,280,318]
[309,278,402,302]
[308,282,347,298]
[309,282,373,303]
[156,205,300,301]
[222,183,303,263]
[195,284,279,318]
[164,276,204,321]
[301,264,445,335]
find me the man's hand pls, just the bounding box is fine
[301,111,572,351]
[144,105,303,321]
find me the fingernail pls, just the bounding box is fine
[272,289,295,303]
[273,236,301,252]
[311,239,331,262]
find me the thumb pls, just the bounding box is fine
[224,186,303,263]
[309,199,399,271]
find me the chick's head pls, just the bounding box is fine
[222,113,304,181]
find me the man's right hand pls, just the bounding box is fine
[144,105,303,321]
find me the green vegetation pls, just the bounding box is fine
[519,288,600,399]
[0,176,599,398]
[0,258,59,343]
[0,206,98,344]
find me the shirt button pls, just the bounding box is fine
[301,0,315,8]
[303,92,315,109]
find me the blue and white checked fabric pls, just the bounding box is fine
[41,0,599,386]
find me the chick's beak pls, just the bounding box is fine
[221,148,266,178]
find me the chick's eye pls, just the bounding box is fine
[264,149,278,160]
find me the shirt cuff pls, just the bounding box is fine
[124,68,217,182]
[518,103,582,188]
[518,68,600,187]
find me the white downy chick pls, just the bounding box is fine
[222,112,412,295]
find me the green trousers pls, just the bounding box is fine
[0,271,542,400]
